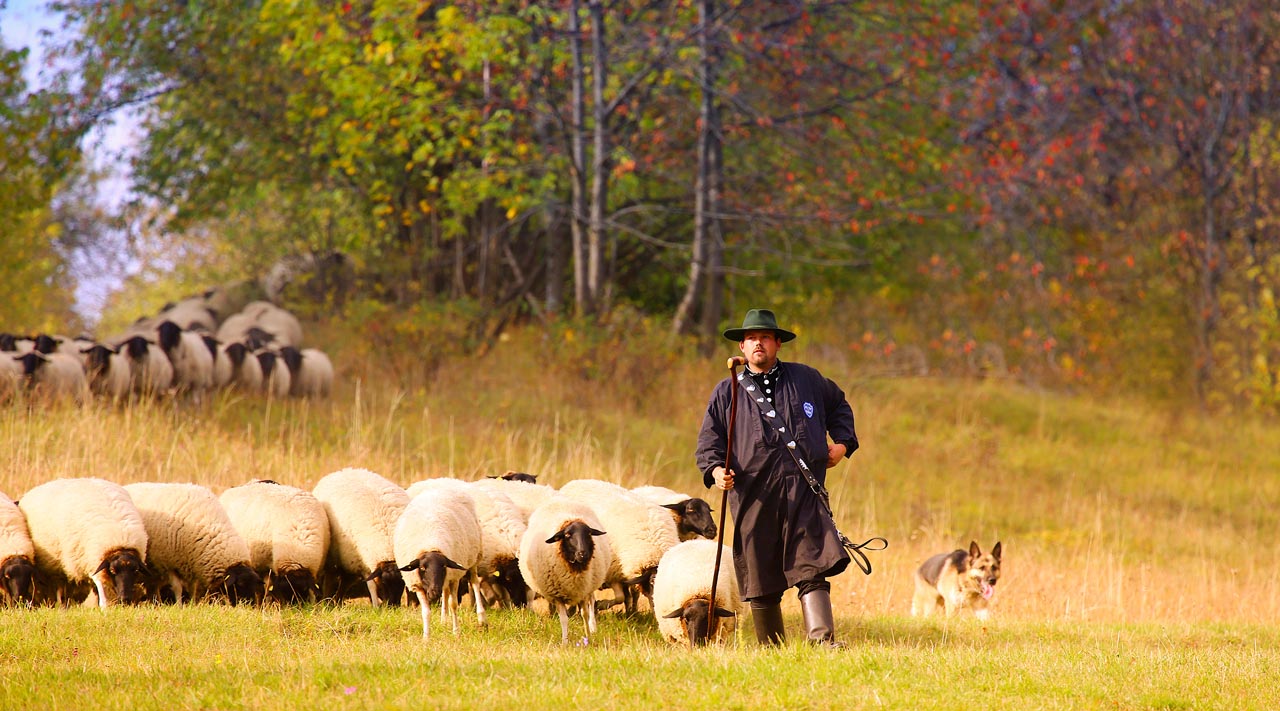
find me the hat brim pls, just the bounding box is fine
[723,327,797,343]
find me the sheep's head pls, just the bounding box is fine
[497,471,538,484]
[213,563,265,606]
[546,521,606,573]
[268,565,317,605]
[32,334,61,354]
[94,548,147,605]
[156,320,183,353]
[491,557,530,608]
[278,346,304,377]
[255,350,278,377]
[0,555,36,605]
[663,498,717,540]
[663,597,736,647]
[123,336,153,361]
[225,342,250,367]
[366,561,407,606]
[399,552,464,606]
[81,344,117,379]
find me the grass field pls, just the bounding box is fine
[3,321,1279,709]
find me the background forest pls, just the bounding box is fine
[5,0,1280,410]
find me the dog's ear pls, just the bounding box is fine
[991,541,1002,561]
[968,541,981,559]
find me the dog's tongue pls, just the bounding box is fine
[981,582,995,600]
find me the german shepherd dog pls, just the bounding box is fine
[911,541,1002,620]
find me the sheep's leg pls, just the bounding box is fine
[446,581,460,635]
[91,574,109,610]
[584,593,598,644]
[415,589,431,639]
[169,573,185,605]
[366,580,382,607]
[470,573,487,628]
[556,602,571,645]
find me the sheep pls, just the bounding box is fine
[18,478,149,608]
[408,478,530,609]
[156,321,215,398]
[219,480,329,604]
[0,355,21,404]
[215,342,263,392]
[122,483,264,606]
[471,477,556,520]
[558,479,681,614]
[0,493,36,605]
[394,486,487,639]
[242,301,304,347]
[493,471,538,484]
[279,346,334,398]
[255,350,292,398]
[81,344,132,401]
[519,498,611,645]
[631,485,718,542]
[312,468,410,607]
[159,297,219,333]
[652,539,742,647]
[215,311,258,347]
[13,351,90,404]
[120,335,174,397]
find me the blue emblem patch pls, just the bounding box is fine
[803,402,814,418]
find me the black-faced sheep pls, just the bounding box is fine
[123,483,264,605]
[219,480,329,604]
[394,487,485,639]
[120,336,174,397]
[156,321,215,399]
[255,350,292,398]
[313,468,410,607]
[215,342,263,392]
[13,351,89,404]
[81,344,132,401]
[652,539,742,647]
[0,493,36,605]
[279,346,334,398]
[518,498,612,645]
[631,485,718,541]
[19,478,149,608]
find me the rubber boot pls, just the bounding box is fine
[799,589,845,649]
[750,603,786,646]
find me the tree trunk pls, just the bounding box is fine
[569,0,589,316]
[587,1,609,316]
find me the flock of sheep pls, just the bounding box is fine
[0,289,333,405]
[0,470,742,647]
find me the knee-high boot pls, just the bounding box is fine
[799,589,844,649]
[750,603,786,646]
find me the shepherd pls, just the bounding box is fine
[695,308,860,648]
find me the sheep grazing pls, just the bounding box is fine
[279,346,334,398]
[394,487,486,639]
[0,493,36,605]
[652,539,742,647]
[519,498,612,645]
[558,479,681,614]
[255,350,292,398]
[19,478,149,608]
[631,485,718,542]
[313,468,410,607]
[81,344,132,401]
[123,483,264,606]
[219,480,329,604]
[121,336,174,397]
[156,321,215,399]
[13,351,90,404]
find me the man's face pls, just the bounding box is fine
[739,330,781,371]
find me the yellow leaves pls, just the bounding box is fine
[418,200,433,215]
[310,105,329,119]
[505,205,518,220]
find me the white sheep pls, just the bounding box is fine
[518,498,611,645]
[123,483,264,605]
[81,344,132,401]
[120,335,174,397]
[243,301,304,347]
[159,297,219,333]
[631,485,718,542]
[0,355,22,404]
[219,480,329,604]
[312,468,411,607]
[0,492,36,605]
[394,487,486,639]
[408,478,530,608]
[471,477,556,520]
[280,346,334,398]
[13,351,89,404]
[215,342,263,392]
[652,539,742,647]
[558,479,681,614]
[18,478,149,608]
[156,321,215,398]
[255,350,292,398]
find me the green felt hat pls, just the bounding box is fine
[722,308,797,343]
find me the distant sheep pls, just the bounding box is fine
[0,493,36,605]
[157,321,215,398]
[652,539,742,647]
[120,336,174,397]
[81,344,132,401]
[159,298,219,333]
[19,478,149,608]
[519,498,611,645]
[0,355,21,404]
[313,468,410,607]
[242,301,303,347]
[280,346,334,398]
[631,485,717,541]
[13,352,89,404]
[124,483,264,606]
[395,487,486,639]
[255,351,292,398]
[216,342,263,392]
[219,481,329,604]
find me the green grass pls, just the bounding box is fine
[5,318,1280,708]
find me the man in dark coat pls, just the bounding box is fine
[695,308,858,647]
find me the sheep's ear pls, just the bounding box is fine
[94,559,110,575]
[588,528,607,537]
[660,502,684,513]
[442,557,465,572]
[714,607,736,618]
[544,531,566,544]
[662,609,684,619]
[399,560,421,572]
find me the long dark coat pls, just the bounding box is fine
[694,361,858,600]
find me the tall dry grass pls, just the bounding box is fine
[3,318,1278,626]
